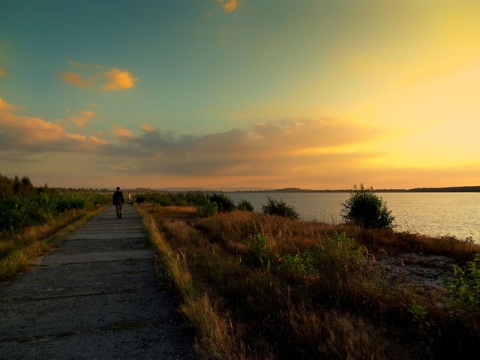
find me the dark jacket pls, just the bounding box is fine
[113,190,125,205]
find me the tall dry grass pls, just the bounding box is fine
[138,204,480,359]
[137,204,264,360]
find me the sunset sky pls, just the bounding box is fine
[1,0,480,190]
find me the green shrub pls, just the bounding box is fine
[236,199,254,212]
[312,232,365,279]
[243,233,273,266]
[262,197,299,219]
[277,252,317,278]
[196,201,218,218]
[0,192,110,237]
[209,193,236,213]
[186,191,210,206]
[443,254,480,314]
[408,303,437,337]
[341,184,395,229]
[135,194,147,204]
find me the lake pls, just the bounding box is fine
[225,192,480,243]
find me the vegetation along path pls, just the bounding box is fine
[0,203,197,359]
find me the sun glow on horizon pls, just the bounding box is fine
[1,1,479,189]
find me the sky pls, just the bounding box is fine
[1,0,480,190]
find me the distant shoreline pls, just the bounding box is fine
[122,185,480,193]
[228,186,480,193]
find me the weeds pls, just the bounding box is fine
[138,202,480,360]
[0,192,109,237]
[407,303,437,335]
[136,204,262,359]
[243,233,272,266]
[444,254,480,313]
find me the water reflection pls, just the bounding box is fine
[225,192,480,243]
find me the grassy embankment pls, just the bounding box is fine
[0,192,110,281]
[137,201,480,360]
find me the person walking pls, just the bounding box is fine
[112,187,125,219]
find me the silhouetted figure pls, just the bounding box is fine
[113,187,125,219]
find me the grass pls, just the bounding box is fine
[5,195,478,358]
[137,205,256,359]
[3,189,478,358]
[0,205,107,281]
[137,204,480,359]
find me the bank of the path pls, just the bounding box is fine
[0,203,197,359]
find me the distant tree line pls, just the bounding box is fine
[0,173,51,200]
[408,186,480,192]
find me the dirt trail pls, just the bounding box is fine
[0,203,197,359]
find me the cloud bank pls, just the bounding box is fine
[0,98,108,152]
[2,95,479,189]
[0,96,382,181]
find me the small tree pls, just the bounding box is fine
[342,184,395,229]
[209,193,236,213]
[237,199,254,212]
[262,197,299,219]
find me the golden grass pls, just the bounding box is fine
[137,204,480,359]
[136,204,261,360]
[343,225,480,263]
[0,205,106,281]
[287,306,398,360]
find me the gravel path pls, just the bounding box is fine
[0,203,197,359]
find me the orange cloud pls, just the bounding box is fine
[0,111,64,143]
[60,61,138,91]
[66,133,108,145]
[101,118,387,182]
[0,98,108,152]
[0,98,24,112]
[218,0,238,13]
[113,126,134,138]
[102,68,138,90]
[0,69,6,76]
[67,110,95,128]
[140,123,156,132]
[59,71,94,87]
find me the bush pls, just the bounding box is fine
[236,199,254,212]
[341,184,395,229]
[443,254,480,314]
[262,197,299,219]
[209,193,236,213]
[243,233,273,266]
[135,194,147,204]
[277,252,317,278]
[186,191,210,206]
[197,201,218,218]
[0,192,110,237]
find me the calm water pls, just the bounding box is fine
[225,192,480,243]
